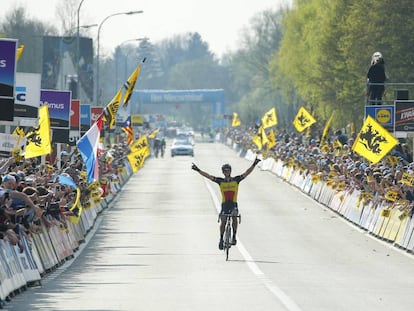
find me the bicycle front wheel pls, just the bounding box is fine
[224,224,231,261]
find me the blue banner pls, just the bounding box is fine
[40,89,71,128]
[0,39,17,121]
[80,104,91,133]
[365,105,394,132]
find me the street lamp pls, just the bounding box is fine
[76,0,86,100]
[96,10,144,105]
[115,38,147,88]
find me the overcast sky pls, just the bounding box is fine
[1,0,292,58]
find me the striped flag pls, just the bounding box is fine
[122,115,134,145]
[77,115,104,183]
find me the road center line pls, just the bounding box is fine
[205,180,303,311]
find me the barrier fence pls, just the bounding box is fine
[4,139,414,305]
[230,139,414,254]
[0,159,134,306]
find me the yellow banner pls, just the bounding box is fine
[293,107,316,132]
[232,112,241,127]
[261,107,277,128]
[25,105,52,159]
[352,115,398,164]
[104,88,122,129]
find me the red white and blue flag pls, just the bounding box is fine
[77,115,103,183]
[122,115,134,145]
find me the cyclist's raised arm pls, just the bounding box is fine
[241,157,261,179]
[191,163,214,180]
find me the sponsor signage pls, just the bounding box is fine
[40,89,71,128]
[0,38,17,121]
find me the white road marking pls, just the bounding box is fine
[204,180,303,311]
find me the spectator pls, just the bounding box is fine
[367,51,387,105]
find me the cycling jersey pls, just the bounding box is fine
[213,175,244,204]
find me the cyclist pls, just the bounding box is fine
[191,157,261,250]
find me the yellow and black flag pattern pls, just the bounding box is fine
[252,126,269,150]
[130,135,151,158]
[25,105,52,159]
[293,107,316,132]
[127,135,151,173]
[103,88,122,129]
[261,107,277,129]
[352,115,398,164]
[320,112,334,146]
[123,59,145,108]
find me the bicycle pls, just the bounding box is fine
[218,213,241,261]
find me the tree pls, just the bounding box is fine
[0,7,57,73]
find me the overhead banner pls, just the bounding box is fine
[40,89,71,129]
[14,72,41,126]
[0,38,17,121]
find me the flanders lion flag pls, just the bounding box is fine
[293,107,316,132]
[261,107,277,128]
[352,115,398,164]
[25,105,52,159]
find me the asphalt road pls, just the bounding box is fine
[7,142,414,311]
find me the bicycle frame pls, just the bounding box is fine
[218,213,241,261]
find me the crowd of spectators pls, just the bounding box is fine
[223,126,414,216]
[0,141,131,253]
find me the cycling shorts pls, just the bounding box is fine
[220,201,238,216]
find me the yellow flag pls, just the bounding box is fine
[320,112,335,145]
[16,44,25,61]
[386,156,399,165]
[261,107,277,128]
[127,148,149,173]
[68,188,83,224]
[232,112,241,127]
[352,115,398,164]
[266,129,276,149]
[252,126,268,150]
[123,62,143,108]
[103,88,122,129]
[130,135,151,158]
[293,107,316,132]
[25,105,52,159]
[148,128,160,139]
[401,172,414,186]
[12,126,25,138]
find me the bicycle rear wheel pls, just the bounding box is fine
[224,222,231,261]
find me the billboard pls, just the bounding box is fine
[14,72,41,126]
[42,36,94,102]
[40,89,71,129]
[0,38,17,121]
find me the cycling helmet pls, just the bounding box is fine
[221,163,232,171]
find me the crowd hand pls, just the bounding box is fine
[191,163,200,172]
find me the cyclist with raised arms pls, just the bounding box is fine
[192,157,261,250]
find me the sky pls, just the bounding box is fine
[1,0,292,58]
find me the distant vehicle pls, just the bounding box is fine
[176,127,194,137]
[171,139,194,157]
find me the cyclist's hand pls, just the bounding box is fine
[253,157,261,166]
[191,163,200,172]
